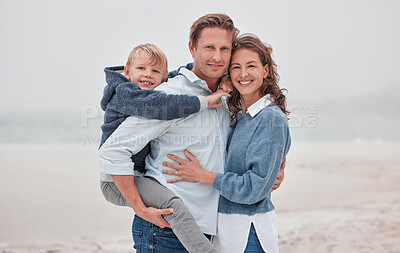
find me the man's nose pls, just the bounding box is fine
[213,49,222,62]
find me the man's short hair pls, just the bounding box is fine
[126,43,168,79]
[190,13,239,47]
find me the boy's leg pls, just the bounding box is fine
[100,181,131,207]
[134,176,217,253]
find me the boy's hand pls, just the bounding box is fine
[206,89,231,108]
[219,75,233,93]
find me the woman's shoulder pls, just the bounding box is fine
[257,104,288,124]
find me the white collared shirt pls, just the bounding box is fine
[247,94,273,117]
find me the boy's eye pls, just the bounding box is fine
[137,67,145,70]
[153,69,161,74]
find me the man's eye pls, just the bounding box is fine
[206,46,214,49]
[222,47,230,51]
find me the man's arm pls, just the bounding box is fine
[111,175,172,228]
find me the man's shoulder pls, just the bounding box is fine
[156,74,189,94]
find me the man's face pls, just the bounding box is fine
[189,27,232,82]
[124,55,165,90]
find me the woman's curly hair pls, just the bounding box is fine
[227,34,289,124]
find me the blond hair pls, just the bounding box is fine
[126,43,168,78]
[189,13,239,47]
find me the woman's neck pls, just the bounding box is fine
[241,93,262,114]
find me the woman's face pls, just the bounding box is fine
[229,48,268,99]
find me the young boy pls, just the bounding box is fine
[100,44,224,253]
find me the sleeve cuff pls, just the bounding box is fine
[212,173,224,191]
[197,95,208,111]
[99,158,135,176]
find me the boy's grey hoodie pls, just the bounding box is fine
[100,64,202,173]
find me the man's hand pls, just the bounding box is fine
[111,175,172,228]
[271,157,286,192]
[206,89,230,108]
[136,207,174,228]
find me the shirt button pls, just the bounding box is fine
[153,233,156,236]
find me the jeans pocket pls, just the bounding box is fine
[154,229,187,252]
[132,229,143,252]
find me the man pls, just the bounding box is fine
[99,14,284,252]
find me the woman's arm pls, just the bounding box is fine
[162,110,290,204]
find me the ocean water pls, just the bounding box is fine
[0,111,399,144]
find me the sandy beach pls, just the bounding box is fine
[0,141,399,252]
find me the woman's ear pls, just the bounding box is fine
[263,65,269,79]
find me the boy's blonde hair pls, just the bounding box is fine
[126,43,168,78]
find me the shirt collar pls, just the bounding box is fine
[178,67,213,93]
[179,67,202,83]
[247,94,273,117]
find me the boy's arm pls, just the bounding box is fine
[116,83,208,120]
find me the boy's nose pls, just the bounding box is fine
[144,70,152,77]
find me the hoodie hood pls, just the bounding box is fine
[101,66,131,111]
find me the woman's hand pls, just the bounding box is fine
[162,150,216,185]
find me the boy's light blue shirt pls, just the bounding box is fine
[98,68,231,235]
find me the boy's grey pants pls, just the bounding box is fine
[101,176,216,253]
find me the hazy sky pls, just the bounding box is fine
[1,0,399,117]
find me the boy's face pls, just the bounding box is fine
[124,55,166,90]
[189,27,232,82]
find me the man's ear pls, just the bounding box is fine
[123,65,131,80]
[188,41,196,58]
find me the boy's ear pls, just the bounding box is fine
[162,76,168,83]
[123,66,131,80]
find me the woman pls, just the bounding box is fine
[163,34,291,253]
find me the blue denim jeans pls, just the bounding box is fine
[244,223,266,253]
[132,214,188,253]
